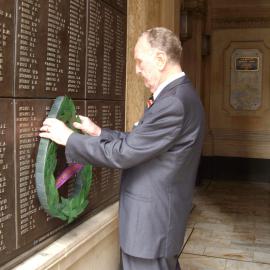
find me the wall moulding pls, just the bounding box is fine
[212,17,270,29]
[211,129,270,159]
[212,129,270,143]
[212,138,270,159]
[183,0,206,16]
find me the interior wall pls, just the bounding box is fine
[182,0,270,159]
[126,0,181,131]
[210,29,270,158]
[207,0,270,158]
[181,0,206,98]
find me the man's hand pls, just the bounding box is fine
[73,115,101,136]
[39,118,74,146]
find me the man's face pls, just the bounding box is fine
[134,35,161,93]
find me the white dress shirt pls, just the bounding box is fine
[153,72,185,100]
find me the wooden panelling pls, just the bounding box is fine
[211,0,270,29]
[210,29,270,158]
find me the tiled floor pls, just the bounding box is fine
[179,180,270,270]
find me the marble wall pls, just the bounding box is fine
[207,1,270,158]
[182,0,270,159]
[125,0,180,131]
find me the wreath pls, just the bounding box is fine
[35,96,92,223]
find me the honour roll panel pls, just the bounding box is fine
[15,99,86,249]
[15,0,86,98]
[0,1,14,97]
[85,100,124,211]
[103,0,127,13]
[0,100,16,265]
[0,0,126,268]
[86,0,126,100]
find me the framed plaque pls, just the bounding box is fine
[235,56,259,71]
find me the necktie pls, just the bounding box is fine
[147,94,154,108]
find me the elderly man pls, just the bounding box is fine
[40,27,204,270]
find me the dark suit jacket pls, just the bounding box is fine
[65,76,204,259]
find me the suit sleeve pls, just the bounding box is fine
[100,128,129,140]
[65,96,184,169]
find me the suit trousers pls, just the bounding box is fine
[121,252,181,270]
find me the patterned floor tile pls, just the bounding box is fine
[225,260,270,270]
[181,180,270,269]
[179,254,226,270]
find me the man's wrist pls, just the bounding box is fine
[95,126,101,136]
[64,130,74,146]
[87,126,101,136]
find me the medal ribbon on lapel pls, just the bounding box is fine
[147,94,154,108]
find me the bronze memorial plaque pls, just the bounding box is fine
[85,100,125,211]
[15,99,65,248]
[0,99,16,266]
[0,0,126,268]
[0,2,14,97]
[86,0,126,100]
[103,0,127,13]
[15,0,86,99]
[15,99,86,248]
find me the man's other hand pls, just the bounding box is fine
[73,115,101,136]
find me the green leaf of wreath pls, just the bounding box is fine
[35,96,93,223]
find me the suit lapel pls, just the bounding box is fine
[145,75,190,111]
[154,75,189,103]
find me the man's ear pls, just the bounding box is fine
[156,51,167,71]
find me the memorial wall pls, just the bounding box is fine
[0,0,126,268]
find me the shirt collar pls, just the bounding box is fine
[153,72,185,100]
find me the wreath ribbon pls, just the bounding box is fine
[35,96,93,223]
[56,163,84,189]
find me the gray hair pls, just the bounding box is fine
[142,27,182,64]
